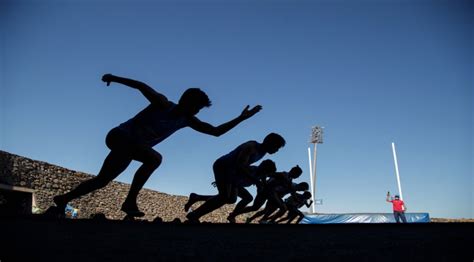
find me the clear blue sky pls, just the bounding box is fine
[1,0,472,218]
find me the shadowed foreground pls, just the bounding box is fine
[1,216,472,261]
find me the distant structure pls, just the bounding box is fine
[307,126,323,213]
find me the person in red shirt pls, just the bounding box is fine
[386,192,407,223]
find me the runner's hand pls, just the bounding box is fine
[102,74,114,86]
[240,105,262,119]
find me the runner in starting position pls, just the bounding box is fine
[53,73,262,218]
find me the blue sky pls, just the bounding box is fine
[1,0,472,218]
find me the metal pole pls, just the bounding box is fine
[308,147,315,213]
[391,142,403,200]
[312,143,318,213]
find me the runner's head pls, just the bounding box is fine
[294,182,309,191]
[178,88,211,116]
[289,165,302,179]
[262,133,286,154]
[394,195,400,200]
[302,191,312,200]
[256,159,276,178]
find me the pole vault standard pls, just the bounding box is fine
[391,142,403,200]
[308,126,323,213]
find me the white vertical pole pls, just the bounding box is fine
[308,147,315,213]
[391,142,403,200]
[312,143,318,212]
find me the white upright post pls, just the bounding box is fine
[312,143,318,212]
[308,147,316,213]
[391,142,404,200]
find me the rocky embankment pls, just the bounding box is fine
[0,150,253,222]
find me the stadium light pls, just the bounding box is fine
[308,126,323,213]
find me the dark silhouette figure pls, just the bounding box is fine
[246,182,309,224]
[260,170,305,223]
[228,165,303,222]
[53,74,262,218]
[185,159,277,223]
[227,160,276,223]
[185,133,286,222]
[275,191,312,224]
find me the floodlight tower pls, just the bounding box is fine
[307,126,323,213]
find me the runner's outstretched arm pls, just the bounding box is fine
[188,105,262,136]
[102,73,169,107]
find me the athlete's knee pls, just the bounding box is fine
[249,205,259,211]
[241,195,253,204]
[226,194,238,204]
[146,152,162,169]
[215,194,230,205]
[276,202,287,211]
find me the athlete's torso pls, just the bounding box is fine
[117,102,189,146]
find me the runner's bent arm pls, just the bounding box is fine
[188,105,262,136]
[234,144,255,177]
[102,74,169,108]
[216,142,259,181]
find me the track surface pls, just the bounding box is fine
[1,216,472,261]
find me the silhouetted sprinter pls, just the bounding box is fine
[225,160,276,223]
[54,73,262,217]
[184,159,276,222]
[260,168,304,223]
[246,182,309,224]
[185,133,285,222]
[275,191,312,224]
[228,165,302,222]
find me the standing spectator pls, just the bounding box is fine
[386,192,407,223]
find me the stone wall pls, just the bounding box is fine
[0,150,249,222]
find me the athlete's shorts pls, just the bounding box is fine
[105,127,145,151]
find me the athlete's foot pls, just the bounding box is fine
[121,208,145,217]
[186,213,200,224]
[53,195,68,212]
[123,214,136,221]
[121,202,145,217]
[227,215,236,224]
[43,206,65,219]
[184,218,200,224]
[184,193,197,212]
